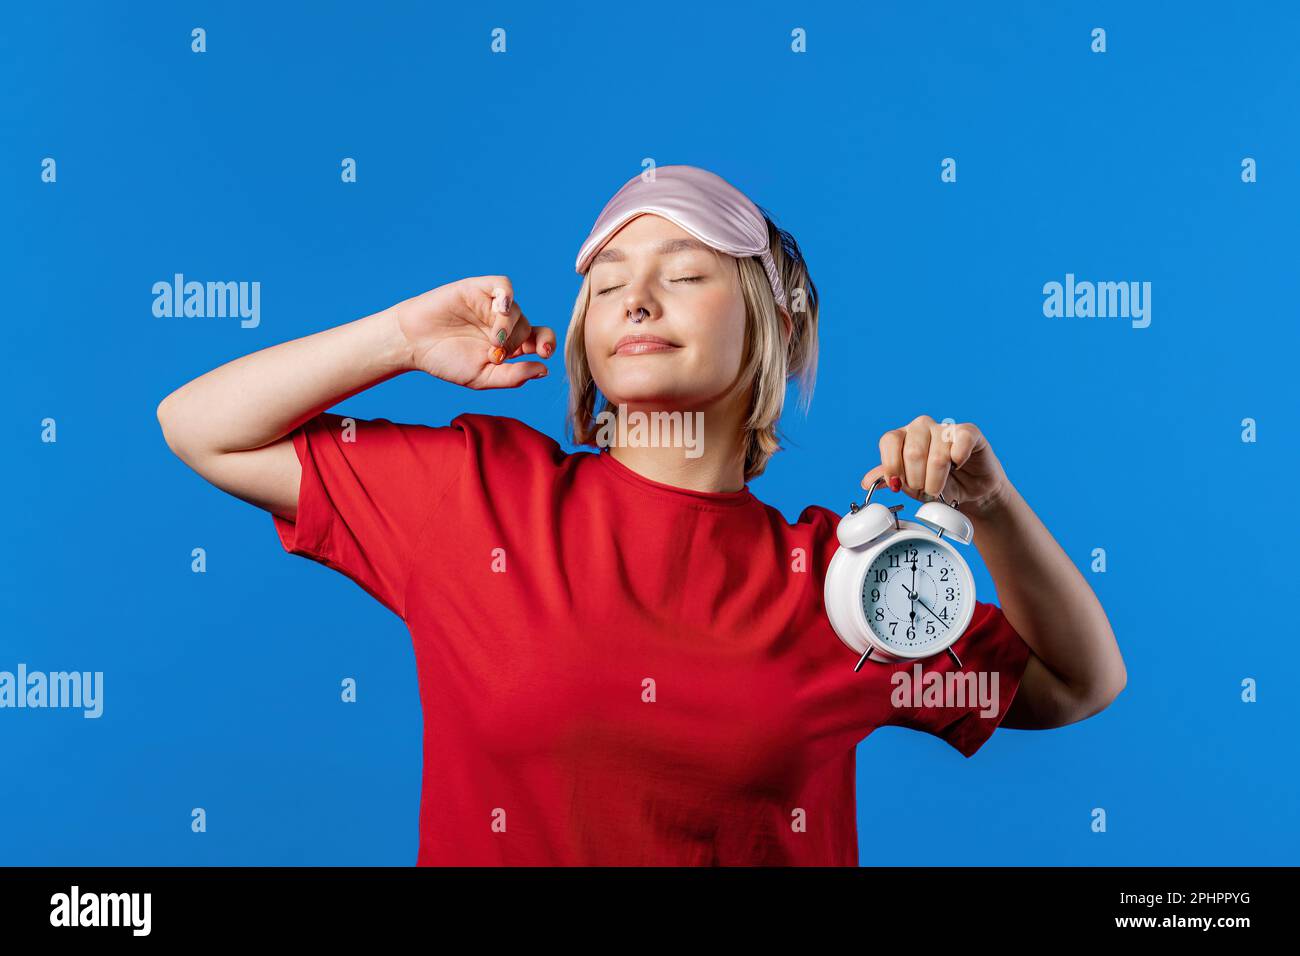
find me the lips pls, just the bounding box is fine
[613,335,680,356]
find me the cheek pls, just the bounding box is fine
[699,293,747,371]
[583,301,606,349]
[582,311,614,379]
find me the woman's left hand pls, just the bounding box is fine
[860,414,1009,514]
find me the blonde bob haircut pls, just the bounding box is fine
[563,212,819,482]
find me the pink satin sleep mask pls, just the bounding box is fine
[574,164,788,313]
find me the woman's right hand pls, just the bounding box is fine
[390,275,557,389]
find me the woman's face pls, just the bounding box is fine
[584,213,747,410]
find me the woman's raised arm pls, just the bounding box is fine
[155,275,555,521]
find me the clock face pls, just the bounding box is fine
[860,536,966,655]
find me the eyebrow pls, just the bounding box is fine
[590,237,713,266]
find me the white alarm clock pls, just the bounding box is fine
[824,476,977,671]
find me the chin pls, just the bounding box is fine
[600,378,705,408]
[594,359,728,410]
[604,390,689,408]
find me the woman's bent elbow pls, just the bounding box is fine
[156,391,194,462]
[1080,667,1127,720]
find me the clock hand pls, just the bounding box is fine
[899,580,915,625]
[913,593,951,630]
[909,565,917,624]
[892,583,917,642]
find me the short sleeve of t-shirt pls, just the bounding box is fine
[271,411,466,619]
[885,600,1032,758]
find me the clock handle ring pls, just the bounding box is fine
[862,475,886,506]
[864,475,962,511]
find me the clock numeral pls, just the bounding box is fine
[926,621,936,635]
[926,553,933,567]
[873,569,888,583]
[906,626,916,641]
[945,587,955,601]
[888,553,900,568]
[940,568,949,581]
[871,588,880,602]
[888,622,898,635]
[875,607,884,621]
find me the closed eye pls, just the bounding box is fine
[595,277,704,296]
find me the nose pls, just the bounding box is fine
[615,272,660,324]
[622,286,658,324]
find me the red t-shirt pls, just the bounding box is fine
[273,411,1031,866]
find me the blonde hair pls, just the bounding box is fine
[564,211,819,481]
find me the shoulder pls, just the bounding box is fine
[739,497,844,570]
[440,413,581,496]
[445,412,569,465]
[794,502,843,531]
[743,498,843,539]
[778,501,843,545]
[299,411,569,476]
[795,503,843,565]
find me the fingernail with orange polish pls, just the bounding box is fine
[489,346,505,364]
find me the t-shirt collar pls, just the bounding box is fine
[594,447,760,510]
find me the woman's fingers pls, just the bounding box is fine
[860,464,886,490]
[485,299,520,361]
[878,429,905,492]
[472,298,556,387]
[948,422,982,472]
[505,325,558,360]
[460,275,517,351]
[867,415,954,499]
[465,275,514,318]
[462,277,558,366]
[489,306,532,364]
[901,419,932,493]
[490,316,561,366]
[481,359,548,389]
[923,421,953,498]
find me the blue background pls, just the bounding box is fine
[2,1,1296,865]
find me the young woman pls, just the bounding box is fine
[156,164,1125,866]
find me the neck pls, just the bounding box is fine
[604,396,748,494]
